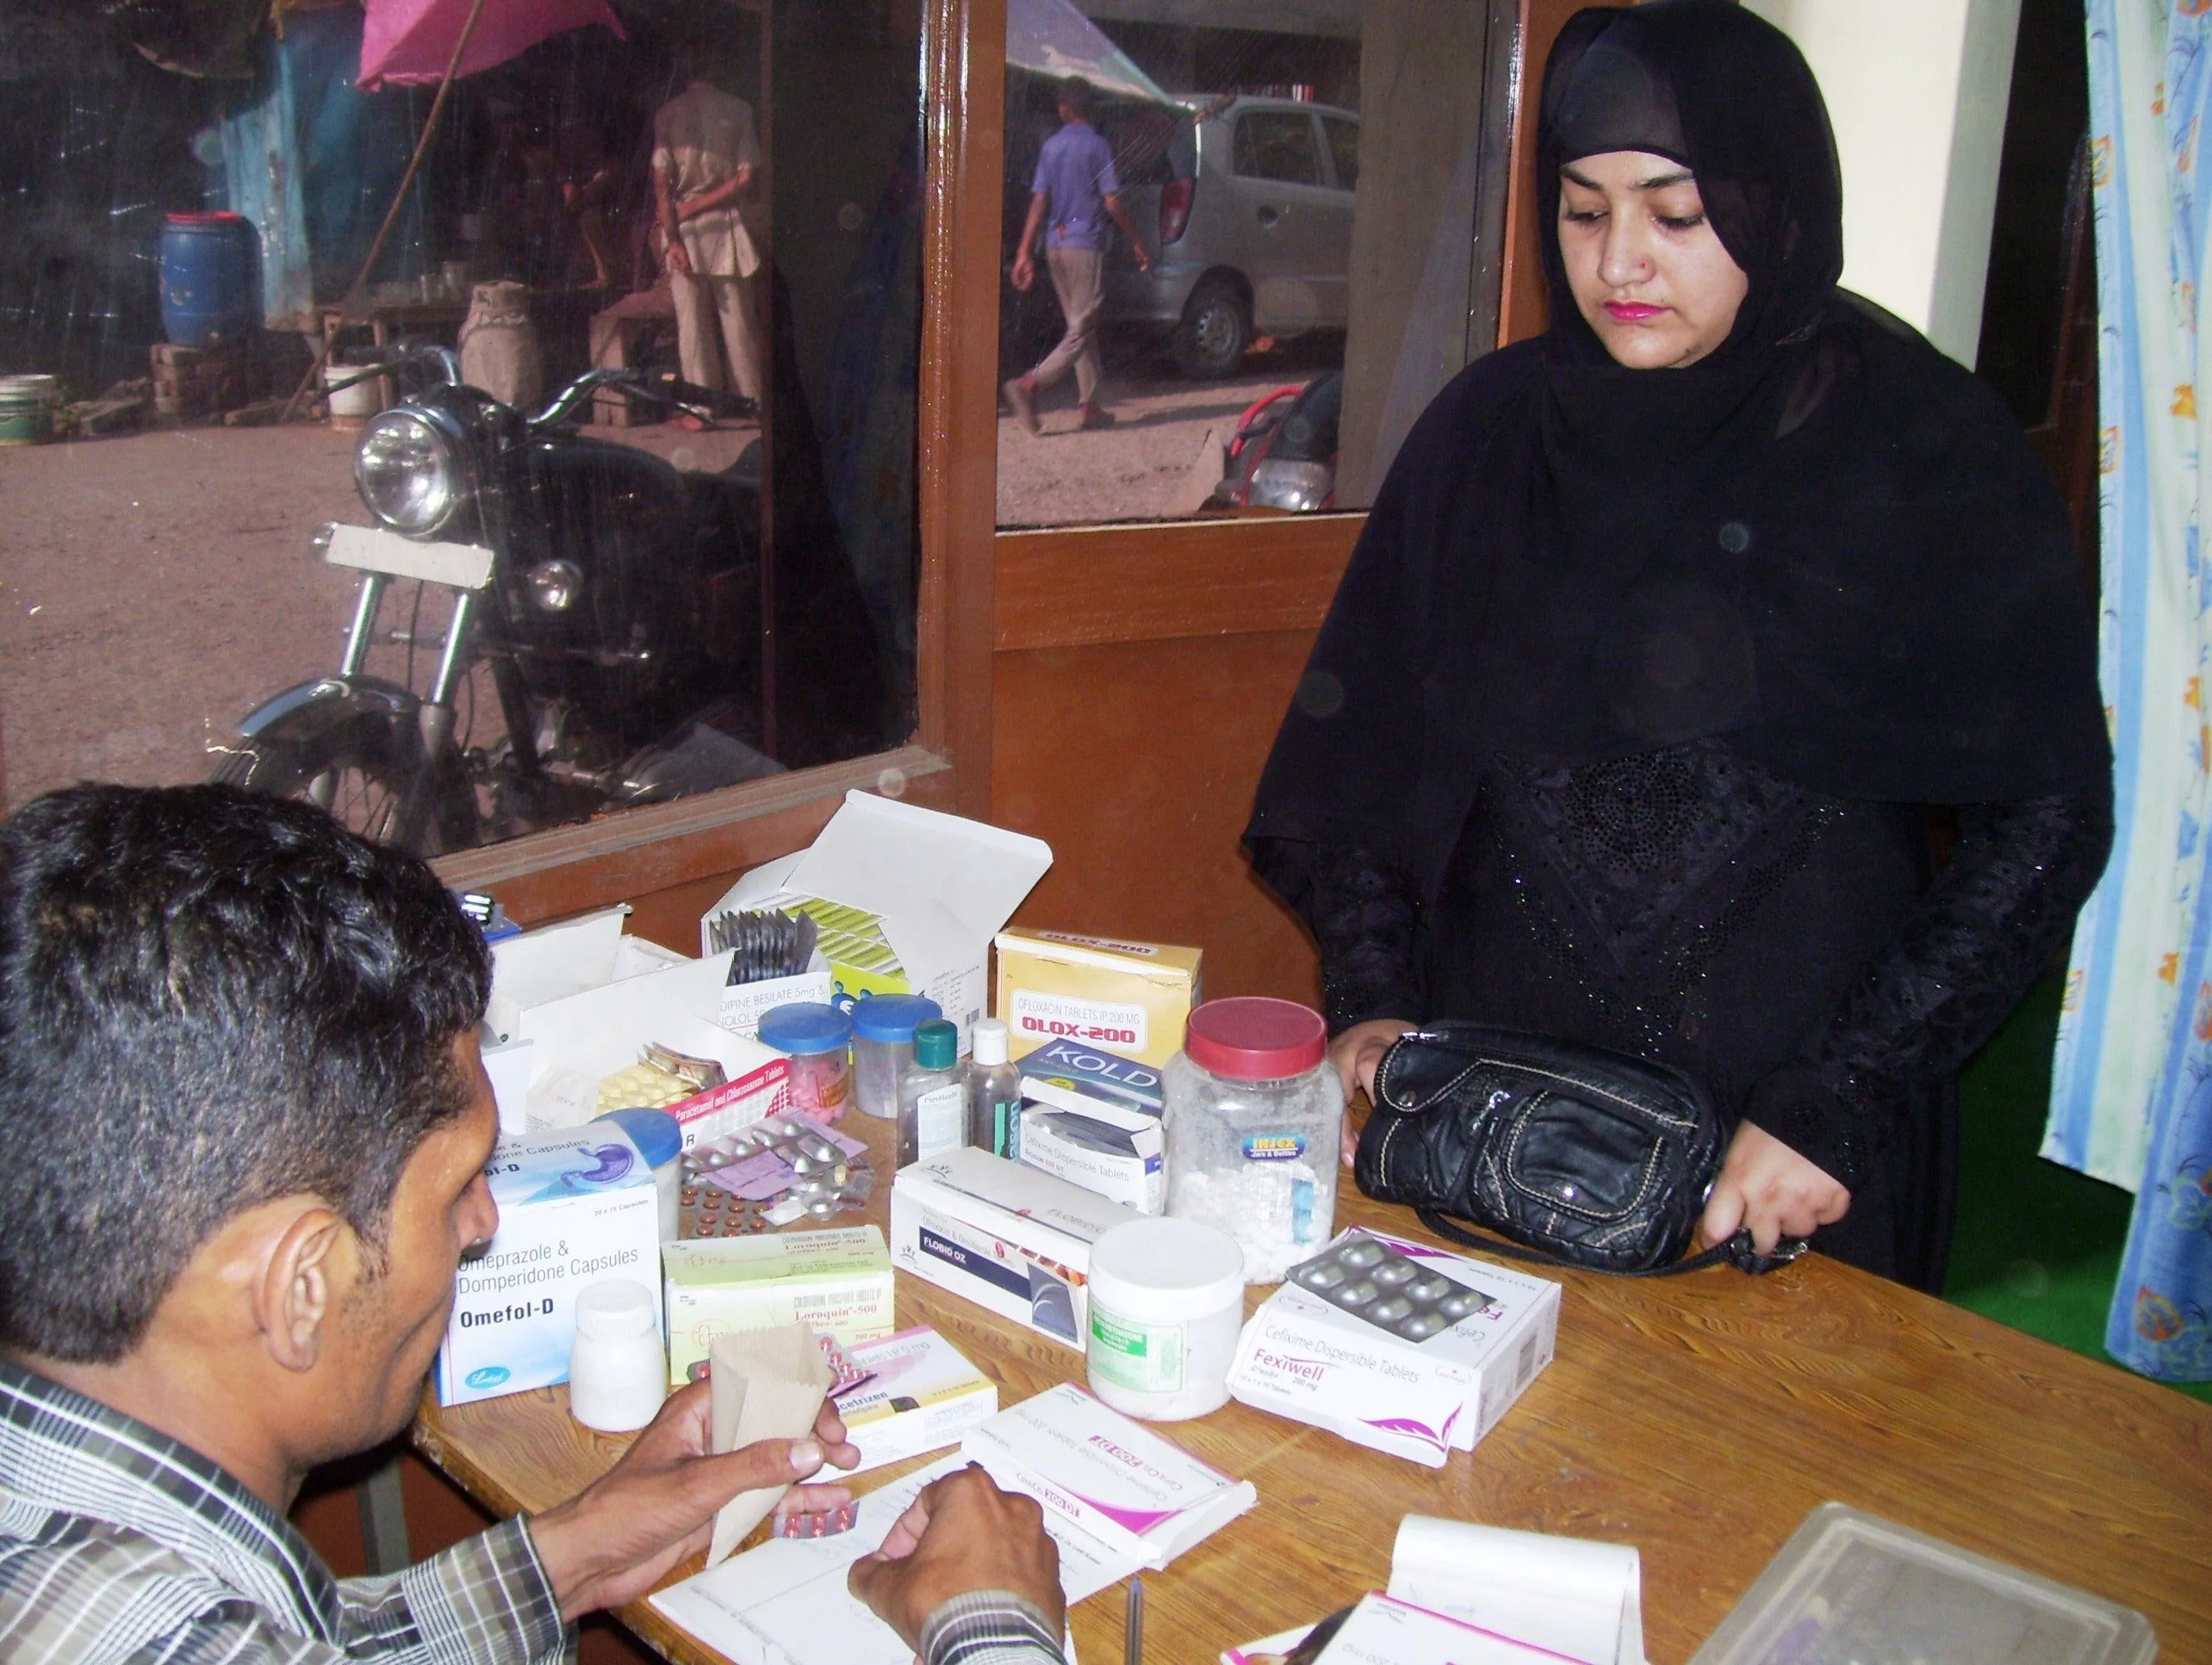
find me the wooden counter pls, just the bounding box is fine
[413,1112,2212,1664]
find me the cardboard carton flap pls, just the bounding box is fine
[789,793,1052,980]
[489,908,628,1036]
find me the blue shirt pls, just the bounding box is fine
[1031,121,1120,250]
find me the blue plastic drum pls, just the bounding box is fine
[159,211,258,347]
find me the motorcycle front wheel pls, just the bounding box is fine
[215,716,481,857]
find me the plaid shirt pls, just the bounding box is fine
[0,1357,572,1665]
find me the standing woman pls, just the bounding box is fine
[1245,0,2113,1291]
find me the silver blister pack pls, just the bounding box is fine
[1284,1229,1494,1343]
[680,1112,875,1227]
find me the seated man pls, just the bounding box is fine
[0,784,1065,1664]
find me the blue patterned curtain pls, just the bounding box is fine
[2045,0,2212,1382]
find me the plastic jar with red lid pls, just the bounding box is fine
[1162,996,1344,1283]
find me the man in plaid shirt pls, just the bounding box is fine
[0,786,1065,1664]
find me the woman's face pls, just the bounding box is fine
[1557,150,1750,370]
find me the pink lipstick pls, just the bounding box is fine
[1605,301,1665,322]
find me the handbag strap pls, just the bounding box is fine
[1414,1207,1807,1277]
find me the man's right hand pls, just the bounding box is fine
[848,1465,1064,1649]
[1010,252,1035,292]
[665,240,692,277]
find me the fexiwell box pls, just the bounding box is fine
[436,1124,663,1407]
[1226,1227,1559,1466]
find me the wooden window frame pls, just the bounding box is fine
[440,0,1567,927]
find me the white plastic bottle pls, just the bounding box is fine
[965,1017,1024,1158]
[897,1019,966,1167]
[567,1278,666,1431]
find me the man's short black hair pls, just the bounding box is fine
[0,785,492,1364]
[1057,75,1094,119]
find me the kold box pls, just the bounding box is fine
[701,792,1052,1053]
[889,1148,1134,1348]
[1226,1228,1560,1467]
[993,927,1202,1068]
[483,906,788,1139]
[436,1124,662,1406]
[663,1225,896,1383]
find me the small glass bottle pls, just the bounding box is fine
[897,1018,966,1167]
[966,1017,1024,1159]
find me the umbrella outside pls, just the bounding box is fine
[357,0,626,90]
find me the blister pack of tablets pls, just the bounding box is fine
[680,1112,875,1229]
[1284,1230,1494,1343]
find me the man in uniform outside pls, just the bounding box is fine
[654,61,766,426]
[1005,77,1149,435]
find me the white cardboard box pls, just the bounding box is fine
[889,1148,1134,1348]
[836,1327,999,1475]
[436,1124,662,1406]
[1226,1228,1560,1467]
[484,908,788,1141]
[663,1226,896,1382]
[961,1384,1258,1570]
[699,792,1052,1052]
[1017,1104,1164,1214]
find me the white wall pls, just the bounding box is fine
[1744,0,2021,366]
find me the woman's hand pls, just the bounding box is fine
[1330,1017,1416,1165]
[1698,1120,1849,1257]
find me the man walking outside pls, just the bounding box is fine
[1005,77,1149,435]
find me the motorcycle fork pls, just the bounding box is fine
[418,590,475,760]
[340,574,388,676]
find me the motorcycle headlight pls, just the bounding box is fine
[1247,458,1334,513]
[355,411,461,536]
[526,558,584,613]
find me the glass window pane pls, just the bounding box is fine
[996,1,1514,530]
[0,3,924,856]
[1234,111,1322,185]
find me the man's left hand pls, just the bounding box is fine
[1697,1120,1849,1257]
[528,1383,858,1619]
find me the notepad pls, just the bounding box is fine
[1386,1516,1643,1665]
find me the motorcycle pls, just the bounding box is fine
[215,346,882,854]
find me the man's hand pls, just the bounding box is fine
[1011,251,1035,292]
[664,238,692,277]
[1330,1017,1414,1165]
[529,1385,858,1620]
[1698,1120,1849,1257]
[847,1465,1063,1649]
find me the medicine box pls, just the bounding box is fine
[889,1148,1136,1348]
[663,1225,895,1383]
[436,1124,662,1407]
[701,791,1052,1053]
[962,1384,1258,1569]
[993,927,1202,1068]
[484,907,788,1138]
[1226,1228,1559,1467]
[1017,1104,1163,1214]
[835,1327,999,1475]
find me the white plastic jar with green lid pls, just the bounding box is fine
[1085,1216,1245,1420]
[1162,996,1343,1283]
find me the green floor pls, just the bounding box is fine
[1948,973,2212,1403]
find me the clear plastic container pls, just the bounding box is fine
[757,1002,854,1122]
[1163,997,1342,1284]
[1087,1216,1246,1420]
[897,1019,966,1166]
[966,1017,1024,1157]
[848,994,943,1119]
[1690,1503,2155,1665]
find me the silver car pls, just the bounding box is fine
[1106,95,1358,377]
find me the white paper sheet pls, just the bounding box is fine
[652,1455,1143,1665]
[1386,1517,1643,1665]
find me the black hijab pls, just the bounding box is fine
[1247,0,2109,899]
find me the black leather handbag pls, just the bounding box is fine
[1352,1023,1802,1275]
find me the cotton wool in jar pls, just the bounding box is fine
[1163,996,1343,1284]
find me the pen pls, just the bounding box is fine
[1125,1575,1143,1665]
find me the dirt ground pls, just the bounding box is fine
[0,335,1329,810]
[994,334,1342,527]
[0,416,756,812]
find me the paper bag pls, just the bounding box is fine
[706,1325,833,1566]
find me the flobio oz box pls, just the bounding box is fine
[437,1125,662,1406]
[890,1148,1136,1348]
[1226,1229,1560,1467]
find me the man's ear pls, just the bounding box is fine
[256,1207,350,1374]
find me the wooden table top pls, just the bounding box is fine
[412,1111,2212,1665]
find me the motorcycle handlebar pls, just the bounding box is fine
[529,368,760,430]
